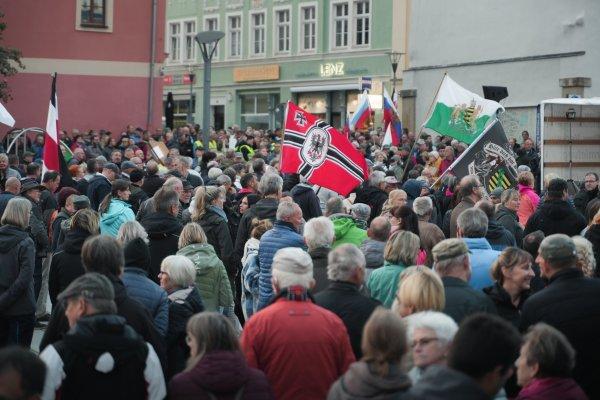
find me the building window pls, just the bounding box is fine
[184,21,196,61]
[204,17,219,58]
[333,3,349,49]
[251,12,265,56]
[228,15,242,58]
[169,22,181,62]
[300,5,316,52]
[275,9,290,54]
[354,0,370,46]
[80,0,106,27]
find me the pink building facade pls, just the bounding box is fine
[1,0,166,136]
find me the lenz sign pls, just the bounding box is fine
[320,62,345,77]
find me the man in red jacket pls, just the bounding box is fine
[241,247,355,400]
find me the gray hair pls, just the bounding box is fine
[501,188,519,205]
[164,176,183,190]
[216,174,231,186]
[351,203,371,222]
[327,244,366,281]
[58,272,117,315]
[406,311,458,345]
[161,255,196,287]
[457,208,488,238]
[369,170,386,188]
[208,167,223,180]
[325,197,344,216]
[258,173,283,196]
[117,220,149,244]
[155,188,180,213]
[434,253,470,277]
[304,217,334,250]
[272,247,313,289]
[276,200,299,221]
[1,197,31,229]
[573,236,596,277]
[413,196,433,217]
[179,156,193,168]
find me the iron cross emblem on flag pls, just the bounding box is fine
[294,111,307,126]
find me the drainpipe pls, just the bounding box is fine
[147,0,158,129]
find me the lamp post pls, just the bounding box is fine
[187,65,195,124]
[387,51,404,96]
[195,30,225,150]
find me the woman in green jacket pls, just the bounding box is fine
[367,230,420,308]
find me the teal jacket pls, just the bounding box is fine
[177,243,234,312]
[331,214,368,248]
[99,199,135,237]
[367,261,407,308]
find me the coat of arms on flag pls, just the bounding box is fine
[281,102,368,196]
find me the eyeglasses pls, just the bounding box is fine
[411,337,439,348]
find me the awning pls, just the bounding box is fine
[541,97,600,106]
[290,83,360,93]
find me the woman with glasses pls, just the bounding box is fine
[169,312,274,400]
[159,255,204,379]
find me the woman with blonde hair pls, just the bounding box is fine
[169,312,274,399]
[393,266,445,318]
[367,230,420,308]
[328,308,412,399]
[517,171,540,226]
[380,189,408,219]
[573,236,596,277]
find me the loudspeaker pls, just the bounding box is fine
[482,86,508,102]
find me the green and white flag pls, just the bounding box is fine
[423,74,504,144]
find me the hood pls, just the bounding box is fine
[191,350,250,392]
[332,215,358,238]
[409,365,489,400]
[495,205,516,221]
[334,362,411,399]
[101,199,132,225]
[402,179,424,200]
[66,314,141,357]
[169,286,204,313]
[291,183,314,196]
[251,198,279,220]
[63,228,92,254]
[124,237,150,270]
[539,199,573,219]
[177,243,223,274]
[486,219,507,240]
[141,211,182,235]
[0,225,29,252]
[359,186,388,201]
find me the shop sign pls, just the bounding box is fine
[163,74,194,85]
[234,64,280,82]
[320,62,345,77]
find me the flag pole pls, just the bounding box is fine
[399,72,447,184]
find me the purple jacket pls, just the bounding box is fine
[515,377,588,400]
[168,350,274,400]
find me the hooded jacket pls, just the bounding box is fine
[177,243,234,312]
[169,350,274,400]
[141,211,183,284]
[100,199,135,237]
[0,225,35,316]
[355,186,388,221]
[87,174,111,211]
[408,365,489,400]
[291,183,322,221]
[331,214,368,248]
[495,205,524,247]
[524,199,587,237]
[48,228,90,306]
[518,184,540,226]
[366,261,407,308]
[235,198,279,259]
[197,208,237,278]
[485,219,516,251]
[483,282,529,329]
[584,224,600,277]
[309,246,331,295]
[574,186,599,216]
[402,179,424,208]
[328,361,411,400]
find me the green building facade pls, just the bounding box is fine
[163,0,402,130]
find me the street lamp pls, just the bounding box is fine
[195,30,225,150]
[187,65,195,124]
[387,51,404,95]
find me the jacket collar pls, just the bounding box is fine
[442,276,469,287]
[123,267,148,277]
[463,237,492,250]
[327,281,361,292]
[274,220,298,232]
[548,267,582,285]
[309,246,330,259]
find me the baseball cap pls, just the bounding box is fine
[103,163,120,174]
[539,234,577,261]
[72,195,91,210]
[432,239,469,263]
[120,161,136,171]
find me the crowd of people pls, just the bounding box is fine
[0,122,598,400]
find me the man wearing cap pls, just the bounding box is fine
[0,177,20,217]
[127,168,148,214]
[120,160,137,180]
[87,162,119,211]
[39,273,166,399]
[432,238,497,324]
[520,234,600,399]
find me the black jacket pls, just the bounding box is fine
[524,199,587,237]
[23,194,49,256]
[355,186,388,222]
[141,211,183,284]
[141,173,164,197]
[584,225,600,277]
[314,281,380,360]
[234,198,278,259]
[495,205,524,248]
[408,365,489,400]
[198,209,237,278]
[0,225,35,316]
[127,185,148,214]
[291,183,322,221]
[482,282,529,329]
[573,187,599,215]
[48,228,90,306]
[87,174,111,211]
[442,276,497,324]
[309,247,330,295]
[520,268,600,399]
[485,219,516,251]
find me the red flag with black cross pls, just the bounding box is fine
[280,101,368,196]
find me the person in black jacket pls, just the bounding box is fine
[314,244,380,359]
[520,234,600,399]
[141,188,183,284]
[141,160,164,197]
[524,178,586,237]
[303,217,334,294]
[159,255,204,379]
[127,168,149,214]
[291,177,322,221]
[573,172,599,215]
[40,234,166,372]
[476,200,516,251]
[86,163,118,210]
[495,189,524,248]
[355,171,388,222]
[0,198,36,347]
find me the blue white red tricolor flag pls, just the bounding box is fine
[43,74,60,174]
[281,102,368,196]
[382,88,402,146]
[349,90,372,132]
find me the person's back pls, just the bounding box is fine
[141,209,183,283]
[463,237,500,290]
[331,214,368,248]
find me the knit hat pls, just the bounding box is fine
[432,239,469,263]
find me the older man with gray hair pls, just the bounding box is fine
[449,174,484,237]
[356,170,389,221]
[304,216,335,294]
[414,196,445,266]
[359,216,390,271]
[456,207,500,290]
[351,203,371,230]
[520,234,600,398]
[242,247,355,400]
[315,244,380,359]
[257,200,306,310]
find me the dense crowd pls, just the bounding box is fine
[0,123,599,400]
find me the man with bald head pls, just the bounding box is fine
[0,177,21,216]
[360,216,391,271]
[450,174,484,238]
